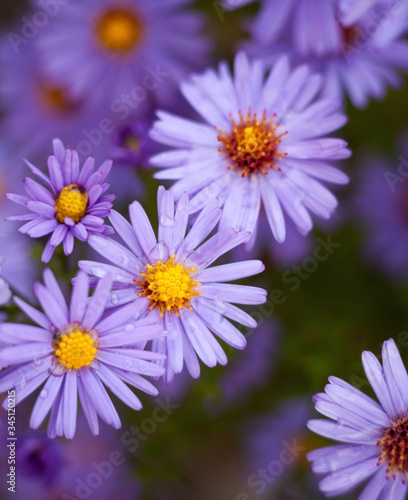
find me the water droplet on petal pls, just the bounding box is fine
[111,293,119,305]
[40,389,48,399]
[34,358,42,365]
[160,213,176,227]
[125,324,134,332]
[123,358,132,369]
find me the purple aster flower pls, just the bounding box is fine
[242,0,408,108]
[355,148,408,282]
[0,40,99,162]
[110,119,159,168]
[36,0,210,109]
[6,139,115,263]
[307,338,408,498]
[149,52,349,245]
[0,268,166,438]
[78,186,267,382]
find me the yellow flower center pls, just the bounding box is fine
[378,416,408,484]
[54,327,97,371]
[217,109,287,177]
[95,8,143,55]
[135,255,201,317]
[55,184,88,224]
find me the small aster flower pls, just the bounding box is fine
[0,269,166,438]
[36,0,210,108]
[6,139,115,263]
[307,338,408,498]
[79,186,267,382]
[242,0,408,108]
[150,52,349,244]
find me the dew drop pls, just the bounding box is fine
[34,358,42,365]
[125,324,134,332]
[160,213,176,227]
[111,293,119,305]
[123,358,132,369]
[40,389,48,399]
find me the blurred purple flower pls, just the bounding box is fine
[355,150,408,281]
[308,338,408,498]
[218,320,281,406]
[79,186,267,382]
[0,269,166,438]
[36,0,210,110]
[150,52,349,246]
[110,119,159,168]
[0,260,12,306]
[242,0,408,108]
[243,397,318,496]
[7,139,115,263]
[0,415,142,500]
[0,40,98,162]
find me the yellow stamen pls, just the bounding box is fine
[217,109,287,178]
[95,8,143,55]
[54,326,97,371]
[55,184,88,224]
[135,255,201,317]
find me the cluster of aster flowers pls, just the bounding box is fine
[0,1,408,499]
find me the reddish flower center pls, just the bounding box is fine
[378,416,408,484]
[217,110,287,178]
[40,83,79,115]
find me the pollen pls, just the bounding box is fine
[55,184,88,224]
[135,255,201,317]
[377,416,408,484]
[95,8,143,55]
[217,109,287,177]
[54,327,97,371]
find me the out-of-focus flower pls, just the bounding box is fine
[355,150,408,281]
[308,338,408,498]
[242,0,408,108]
[0,41,98,162]
[0,269,166,438]
[7,139,115,263]
[79,186,267,382]
[0,415,142,500]
[150,52,349,247]
[243,397,319,496]
[217,320,281,406]
[36,0,210,109]
[110,119,159,168]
